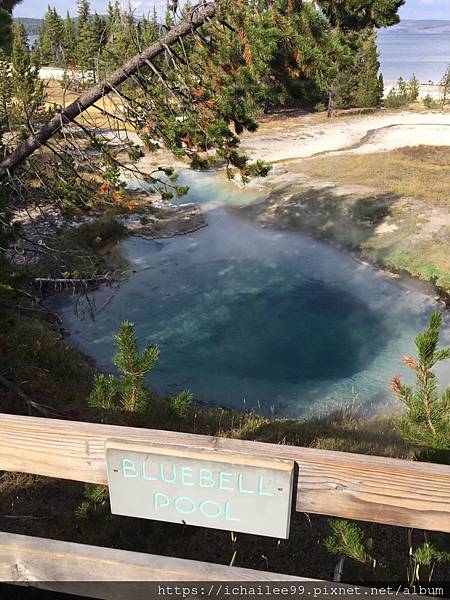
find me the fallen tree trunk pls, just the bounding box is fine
[34,276,114,285]
[33,275,117,291]
[0,3,216,178]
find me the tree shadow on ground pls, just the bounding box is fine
[236,185,404,255]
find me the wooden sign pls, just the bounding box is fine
[105,440,295,538]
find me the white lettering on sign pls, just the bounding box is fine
[105,440,295,538]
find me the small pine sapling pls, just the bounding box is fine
[324,519,376,569]
[75,483,109,519]
[408,74,420,102]
[410,540,450,584]
[169,389,193,418]
[89,321,159,413]
[113,321,159,412]
[390,312,450,450]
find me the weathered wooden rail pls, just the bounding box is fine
[0,532,301,587]
[0,413,449,595]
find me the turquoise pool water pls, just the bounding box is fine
[55,171,450,417]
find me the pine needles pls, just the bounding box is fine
[390,312,450,450]
[324,519,375,567]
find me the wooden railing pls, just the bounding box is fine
[0,413,449,595]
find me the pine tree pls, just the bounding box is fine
[0,7,13,53]
[164,2,175,29]
[169,389,193,418]
[36,20,51,64]
[408,73,420,102]
[0,50,12,118]
[355,34,383,108]
[317,0,404,31]
[101,4,139,75]
[390,312,450,450]
[410,541,450,583]
[77,0,90,30]
[11,22,45,127]
[0,0,21,53]
[37,6,65,66]
[141,7,159,47]
[63,11,77,65]
[440,65,450,106]
[100,0,120,73]
[76,0,96,81]
[324,519,450,583]
[106,1,119,39]
[324,519,375,567]
[384,75,417,108]
[89,321,160,413]
[0,49,12,133]
[91,13,106,54]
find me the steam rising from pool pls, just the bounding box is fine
[55,171,450,417]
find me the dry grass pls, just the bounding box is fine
[0,315,95,410]
[46,79,377,137]
[44,79,133,130]
[301,145,450,206]
[292,146,450,290]
[237,169,450,292]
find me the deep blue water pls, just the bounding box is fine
[54,171,450,418]
[378,30,450,83]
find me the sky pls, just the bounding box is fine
[13,0,168,18]
[13,0,450,20]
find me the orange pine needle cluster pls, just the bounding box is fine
[98,182,110,198]
[390,375,403,395]
[402,355,420,371]
[112,191,123,204]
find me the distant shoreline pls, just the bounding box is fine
[379,19,450,35]
[383,82,443,100]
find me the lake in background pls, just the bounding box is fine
[378,19,450,83]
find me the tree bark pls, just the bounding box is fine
[34,276,115,286]
[0,3,216,178]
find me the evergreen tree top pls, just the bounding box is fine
[317,0,405,31]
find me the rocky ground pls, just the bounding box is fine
[8,199,206,267]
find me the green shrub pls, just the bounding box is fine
[324,519,375,567]
[423,94,438,109]
[384,75,420,109]
[61,214,126,251]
